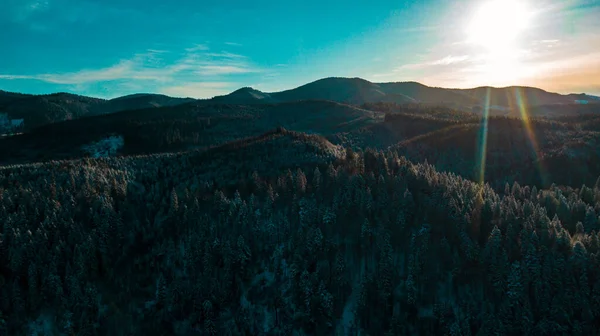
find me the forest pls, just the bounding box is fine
[1,125,600,335]
[1,82,600,336]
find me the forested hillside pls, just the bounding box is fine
[1,81,600,336]
[2,77,593,132]
[1,130,600,335]
[332,106,600,190]
[0,101,380,165]
[0,92,194,131]
[2,100,599,192]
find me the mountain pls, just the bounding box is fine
[455,86,575,106]
[0,100,381,165]
[0,90,33,107]
[2,78,595,132]
[2,129,600,335]
[271,77,416,104]
[0,92,195,131]
[0,92,107,130]
[108,93,196,111]
[211,77,590,112]
[211,87,276,104]
[2,97,599,191]
[330,106,600,189]
[378,81,476,106]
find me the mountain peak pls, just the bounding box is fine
[231,87,263,94]
[213,86,273,104]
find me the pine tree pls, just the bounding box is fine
[312,167,322,194]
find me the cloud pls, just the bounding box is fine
[387,54,472,73]
[185,44,210,52]
[195,65,258,76]
[3,0,50,23]
[0,43,263,98]
[431,55,470,65]
[204,52,247,59]
[159,82,236,98]
[224,42,242,47]
[0,75,35,80]
[0,44,262,96]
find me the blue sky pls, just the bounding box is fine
[1,0,599,98]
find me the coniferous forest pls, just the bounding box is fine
[1,85,600,335]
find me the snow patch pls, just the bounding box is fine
[27,313,55,336]
[82,135,124,158]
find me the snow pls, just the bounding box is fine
[82,135,124,158]
[336,277,361,336]
[27,313,55,336]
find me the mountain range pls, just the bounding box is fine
[212,77,598,109]
[3,76,600,335]
[2,77,598,131]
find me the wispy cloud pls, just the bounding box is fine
[431,55,470,65]
[0,75,35,80]
[195,65,257,76]
[204,52,246,59]
[3,0,50,25]
[0,44,264,98]
[184,44,210,52]
[385,54,472,73]
[224,42,242,47]
[159,82,237,98]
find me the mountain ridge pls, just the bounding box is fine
[4,77,595,105]
[2,77,598,131]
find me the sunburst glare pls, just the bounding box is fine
[464,0,535,87]
[466,0,532,51]
[514,87,547,185]
[477,87,491,185]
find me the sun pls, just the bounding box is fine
[466,0,532,51]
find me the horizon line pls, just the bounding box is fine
[1,76,598,100]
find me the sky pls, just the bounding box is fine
[1,0,599,98]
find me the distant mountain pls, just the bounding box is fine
[211,87,276,104]
[0,92,107,130]
[211,77,587,111]
[2,77,596,131]
[108,93,195,111]
[0,90,33,107]
[331,108,600,189]
[378,81,475,106]
[211,78,417,105]
[271,77,415,104]
[454,86,578,112]
[0,91,195,131]
[0,100,381,165]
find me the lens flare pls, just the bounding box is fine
[477,88,491,185]
[514,87,546,185]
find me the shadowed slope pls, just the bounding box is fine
[0,100,380,165]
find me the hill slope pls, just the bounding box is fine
[211,77,589,110]
[330,107,600,189]
[0,100,381,165]
[3,78,595,132]
[1,139,600,335]
[0,92,195,131]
